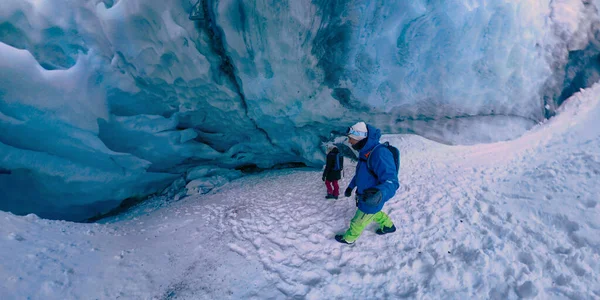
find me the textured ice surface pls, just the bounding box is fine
[1,0,599,220]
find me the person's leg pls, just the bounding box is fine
[332,180,339,197]
[342,210,375,243]
[325,180,333,195]
[372,211,394,230]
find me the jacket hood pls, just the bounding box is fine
[359,124,381,157]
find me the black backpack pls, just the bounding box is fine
[332,152,343,171]
[366,142,400,176]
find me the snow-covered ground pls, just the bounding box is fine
[1,84,600,299]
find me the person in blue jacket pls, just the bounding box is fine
[335,121,400,244]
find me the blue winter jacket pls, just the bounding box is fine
[348,124,400,214]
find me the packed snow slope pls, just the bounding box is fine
[1,83,599,299]
[1,0,600,220]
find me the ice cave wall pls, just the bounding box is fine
[0,0,599,220]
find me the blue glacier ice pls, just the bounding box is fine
[1,0,599,220]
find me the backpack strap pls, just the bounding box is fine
[365,143,387,178]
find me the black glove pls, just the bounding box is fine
[363,187,380,196]
[322,175,326,182]
[362,187,382,206]
[344,187,353,197]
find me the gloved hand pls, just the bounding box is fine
[322,175,326,182]
[344,187,353,197]
[362,187,382,206]
[363,187,380,196]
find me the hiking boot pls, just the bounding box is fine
[325,194,335,199]
[375,224,396,235]
[335,235,354,244]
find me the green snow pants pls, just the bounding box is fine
[342,209,394,243]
